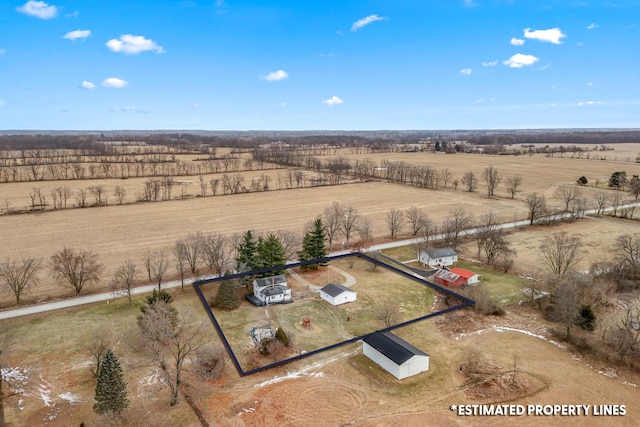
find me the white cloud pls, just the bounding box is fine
[16,1,58,19]
[277,102,287,108]
[587,82,593,87]
[482,60,498,67]
[351,14,385,32]
[0,99,5,107]
[503,53,539,68]
[578,100,602,106]
[463,0,477,7]
[460,68,472,76]
[323,96,344,106]
[260,70,288,82]
[0,49,5,55]
[122,106,148,113]
[523,27,566,44]
[474,97,496,104]
[81,81,95,89]
[587,23,599,30]
[101,77,128,88]
[106,34,164,54]
[63,30,91,40]
[510,37,525,46]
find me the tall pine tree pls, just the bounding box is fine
[299,219,328,269]
[235,230,260,272]
[257,234,287,275]
[213,279,241,310]
[94,349,129,416]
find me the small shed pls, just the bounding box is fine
[418,247,458,267]
[449,268,480,285]
[433,267,479,288]
[362,331,429,380]
[319,283,357,306]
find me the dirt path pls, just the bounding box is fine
[287,265,356,292]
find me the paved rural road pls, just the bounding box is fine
[1,203,637,321]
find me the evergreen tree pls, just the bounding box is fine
[257,234,286,275]
[213,279,240,310]
[299,219,328,270]
[235,230,260,272]
[93,349,129,416]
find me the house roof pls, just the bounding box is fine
[423,247,457,259]
[434,269,461,282]
[363,331,428,365]
[449,268,477,279]
[320,283,355,298]
[254,274,287,288]
[260,284,290,297]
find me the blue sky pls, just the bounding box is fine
[1,0,639,130]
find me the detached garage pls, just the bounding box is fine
[362,331,430,380]
[319,283,357,306]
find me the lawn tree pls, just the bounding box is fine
[474,211,513,267]
[257,234,287,274]
[110,261,137,303]
[173,241,188,290]
[407,206,426,236]
[93,349,129,416]
[137,301,203,406]
[608,171,627,190]
[525,192,547,225]
[548,275,583,340]
[142,249,152,282]
[341,205,361,249]
[235,230,260,272]
[629,175,640,200]
[461,171,478,192]
[539,232,582,279]
[87,333,112,379]
[49,247,103,295]
[298,218,327,269]
[323,202,344,250]
[212,279,241,310]
[149,250,169,290]
[505,175,523,199]
[482,165,502,197]
[0,258,41,305]
[376,303,400,328]
[442,208,473,249]
[201,232,229,276]
[386,208,405,239]
[609,300,640,360]
[613,234,640,280]
[440,168,453,188]
[414,214,436,255]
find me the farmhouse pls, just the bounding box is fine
[433,267,479,288]
[362,331,430,380]
[319,283,357,306]
[418,247,458,267]
[249,274,292,306]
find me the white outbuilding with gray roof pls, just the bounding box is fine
[319,283,357,306]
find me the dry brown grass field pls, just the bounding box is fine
[4,143,640,426]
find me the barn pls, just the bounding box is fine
[362,331,430,380]
[433,267,479,288]
[319,283,357,306]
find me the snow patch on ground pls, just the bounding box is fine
[59,392,82,404]
[138,368,165,398]
[38,375,54,407]
[0,366,30,394]
[456,325,638,388]
[255,347,359,388]
[70,359,93,371]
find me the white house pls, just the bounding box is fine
[319,283,357,306]
[362,331,430,380]
[251,274,292,306]
[418,247,458,267]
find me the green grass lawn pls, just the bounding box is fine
[455,259,527,304]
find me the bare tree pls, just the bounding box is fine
[474,211,512,267]
[614,234,640,278]
[275,229,301,261]
[376,303,400,328]
[442,208,473,248]
[341,205,360,249]
[539,232,582,279]
[49,247,102,295]
[482,165,501,197]
[86,333,112,378]
[461,171,478,192]
[608,191,625,217]
[142,249,153,282]
[136,302,203,406]
[593,191,608,217]
[198,175,207,197]
[75,188,88,208]
[113,185,127,205]
[440,168,453,188]
[357,215,374,249]
[629,175,640,200]
[201,232,229,276]
[0,258,41,305]
[148,250,169,290]
[89,185,108,206]
[406,206,426,236]
[111,261,137,303]
[386,208,405,239]
[178,232,203,276]
[549,276,581,340]
[525,192,547,225]
[323,202,344,250]
[173,242,188,290]
[505,175,523,199]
